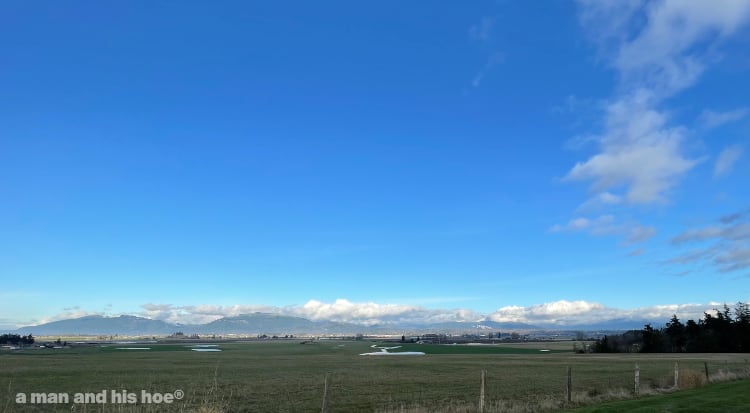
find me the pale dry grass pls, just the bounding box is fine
[709,368,750,383]
[678,369,708,389]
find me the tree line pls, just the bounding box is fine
[593,302,750,353]
[0,334,35,345]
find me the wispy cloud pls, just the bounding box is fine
[567,1,750,203]
[551,214,655,244]
[468,16,503,88]
[471,52,504,88]
[669,207,750,273]
[714,145,744,177]
[469,17,495,43]
[628,225,657,244]
[576,191,622,212]
[558,1,750,252]
[628,248,645,257]
[700,108,749,129]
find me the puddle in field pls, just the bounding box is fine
[191,348,222,352]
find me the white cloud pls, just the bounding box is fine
[700,108,750,128]
[140,303,280,325]
[564,89,698,204]
[135,299,481,327]
[298,299,419,324]
[560,1,750,256]
[295,299,482,325]
[612,1,750,97]
[567,1,750,204]
[714,145,744,177]
[488,300,604,324]
[139,299,742,327]
[33,309,105,325]
[487,299,721,326]
[21,298,744,329]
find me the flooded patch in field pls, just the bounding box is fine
[191,348,222,352]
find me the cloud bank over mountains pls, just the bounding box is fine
[24,298,730,329]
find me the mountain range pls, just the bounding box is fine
[7,313,656,336]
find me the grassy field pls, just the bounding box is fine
[571,378,750,413]
[2,341,749,412]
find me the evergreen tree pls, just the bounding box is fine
[734,302,750,352]
[640,324,664,352]
[684,319,703,352]
[665,315,685,352]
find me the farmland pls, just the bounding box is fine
[2,340,749,412]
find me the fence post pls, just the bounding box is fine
[479,369,486,413]
[634,364,640,397]
[674,362,679,389]
[566,366,572,403]
[704,362,710,382]
[321,373,330,413]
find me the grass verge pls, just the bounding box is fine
[569,378,750,413]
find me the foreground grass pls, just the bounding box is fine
[570,378,750,413]
[2,341,749,412]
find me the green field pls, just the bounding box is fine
[571,378,750,413]
[2,341,749,412]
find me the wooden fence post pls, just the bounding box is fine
[634,364,640,397]
[479,369,486,413]
[566,366,572,403]
[674,362,679,389]
[321,373,330,413]
[704,362,710,382]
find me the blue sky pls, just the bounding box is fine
[2,1,749,328]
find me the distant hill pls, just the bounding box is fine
[13,313,653,336]
[16,315,178,336]
[199,313,363,335]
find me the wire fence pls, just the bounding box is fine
[314,358,750,412]
[3,357,750,412]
